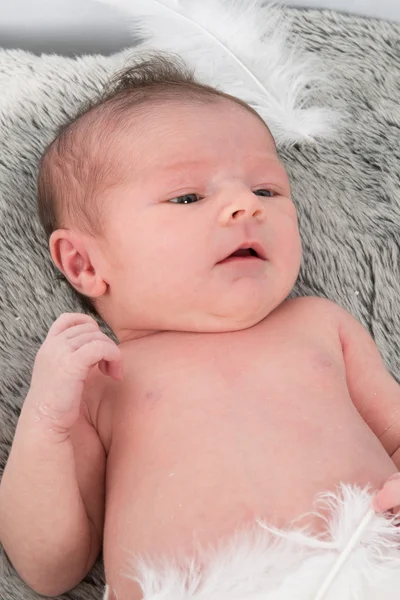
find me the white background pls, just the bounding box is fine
[0,0,399,56]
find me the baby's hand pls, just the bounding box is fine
[372,473,400,514]
[26,313,123,433]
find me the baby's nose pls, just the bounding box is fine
[218,191,265,226]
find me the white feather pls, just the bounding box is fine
[93,0,343,146]
[313,509,376,600]
[103,485,400,600]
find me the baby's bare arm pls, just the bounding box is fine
[0,314,122,597]
[336,303,400,469]
[0,398,103,597]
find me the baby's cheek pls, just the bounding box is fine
[278,227,301,270]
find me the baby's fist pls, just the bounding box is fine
[373,473,400,514]
[28,313,123,432]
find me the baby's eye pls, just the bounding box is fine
[253,189,274,197]
[168,193,201,204]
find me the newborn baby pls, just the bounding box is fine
[1,54,400,600]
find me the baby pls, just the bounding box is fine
[1,52,400,600]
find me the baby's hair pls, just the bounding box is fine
[36,51,271,312]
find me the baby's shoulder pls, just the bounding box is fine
[279,295,347,330]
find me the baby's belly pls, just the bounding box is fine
[102,383,396,597]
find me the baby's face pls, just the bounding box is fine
[93,100,302,340]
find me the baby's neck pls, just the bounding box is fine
[116,327,162,344]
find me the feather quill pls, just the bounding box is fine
[313,508,375,600]
[93,0,342,146]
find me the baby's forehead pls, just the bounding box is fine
[105,99,279,175]
[62,98,283,230]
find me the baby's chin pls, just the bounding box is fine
[209,288,286,332]
[180,299,279,334]
[194,267,294,333]
[210,307,275,333]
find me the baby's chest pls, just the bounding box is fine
[102,328,348,451]
[102,329,380,549]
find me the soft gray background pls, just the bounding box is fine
[0,0,399,56]
[1,3,400,600]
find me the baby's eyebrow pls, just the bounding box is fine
[147,156,286,192]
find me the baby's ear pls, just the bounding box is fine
[49,229,107,298]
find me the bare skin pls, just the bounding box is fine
[1,98,400,600]
[93,296,400,599]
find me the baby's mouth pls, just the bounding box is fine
[217,245,265,265]
[229,248,259,258]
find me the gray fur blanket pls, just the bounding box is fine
[1,5,400,600]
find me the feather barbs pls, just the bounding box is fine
[93,0,342,146]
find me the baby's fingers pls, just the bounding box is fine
[98,358,124,380]
[75,339,123,378]
[373,473,400,513]
[48,313,97,337]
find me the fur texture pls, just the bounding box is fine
[93,0,341,146]
[1,5,400,600]
[104,486,400,599]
